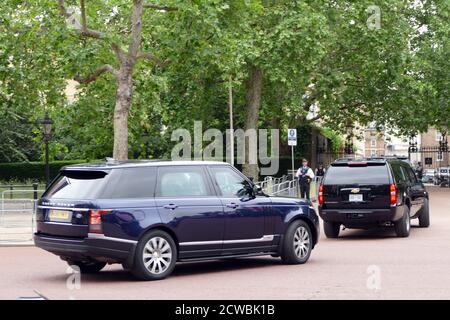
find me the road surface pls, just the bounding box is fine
[1,186,449,300]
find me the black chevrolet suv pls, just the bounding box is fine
[318,157,430,238]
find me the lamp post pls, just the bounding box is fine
[439,131,448,152]
[142,130,150,159]
[344,123,354,156]
[38,112,53,187]
[408,135,418,161]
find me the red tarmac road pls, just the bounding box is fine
[1,187,449,300]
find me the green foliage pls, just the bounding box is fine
[0,0,447,165]
[321,127,343,155]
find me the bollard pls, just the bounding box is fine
[9,185,13,199]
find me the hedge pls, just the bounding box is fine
[0,160,88,182]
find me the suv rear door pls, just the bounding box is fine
[322,162,391,210]
[37,169,112,238]
[37,167,159,239]
[154,165,225,259]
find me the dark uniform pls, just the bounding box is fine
[298,166,312,200]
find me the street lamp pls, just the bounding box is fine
[38,112,53,187]
[344,123,354,156]
[408,135,418,161]
[142,130,150,159]
[439,131,448,152]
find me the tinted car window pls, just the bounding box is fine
[402,165,417,183]
[156,166,210,197]
[45,170,111,199]
[390,162,406,183]
[209,166,252,197]
[45,167,157,199]
[324,165,389,184]
[102,167,156,198]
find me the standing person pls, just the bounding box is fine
[416,161,424,180]
[296,158,315,200]
[315,163,326,196]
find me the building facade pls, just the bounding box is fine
[418,128,450,169]
[363,127,386,157]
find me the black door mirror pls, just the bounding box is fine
[240,183,256,201]
[253,184,264,196]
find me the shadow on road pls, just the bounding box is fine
[172,256,282,277]
[333,223,421,240]
[36,256,285,283]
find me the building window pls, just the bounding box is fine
[437,152,443,162]
[436,131,444,142]
[371,150,377,157]
[371,139,376,147]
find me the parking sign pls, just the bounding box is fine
[288,129,297,146]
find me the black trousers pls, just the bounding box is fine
[300,183,310,199]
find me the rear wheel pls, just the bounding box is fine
[394,206,410,237]
[67,261,106,274]
[418,198,430,227]
[323,221,340,238]
[280,220,313,264]
[131,229,177,281]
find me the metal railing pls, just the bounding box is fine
[0,189,45,244]
[258,175,299,198]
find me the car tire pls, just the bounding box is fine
[418,198,430,228]
[131,229,177,281]
[280,220,313,264]
[323,221,340,238]
[67,261,106,274]
[394,206,411,237]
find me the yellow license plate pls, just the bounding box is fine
[48,210,71,221]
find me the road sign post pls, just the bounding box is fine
[288,129,297,180]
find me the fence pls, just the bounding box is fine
[259,175,300,198]
[0,188,45,244]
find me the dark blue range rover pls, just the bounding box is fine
[34,161,319,280]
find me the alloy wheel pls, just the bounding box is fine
[293,226,311,259]
[142,236,173,275]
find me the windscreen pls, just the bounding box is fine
[324,164,389,184]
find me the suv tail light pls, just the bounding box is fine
[89,209,111,233]
[318,184,324,205]
[389,184,397,205]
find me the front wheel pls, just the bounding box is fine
[131,230,177,281]
[280,220,313,264]
[67,261,106,274]
[394,206,411,237]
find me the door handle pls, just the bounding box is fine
[163,204,178,210]
[226,203,239,209]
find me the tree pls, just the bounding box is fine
[0,1,68,162]
[56,0,171,160]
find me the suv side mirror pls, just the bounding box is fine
[253,184,264,196]
[240,183,256,202]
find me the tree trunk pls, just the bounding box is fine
[113,72,133,160]
[112,0,143,160]
[242,65,263,180]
